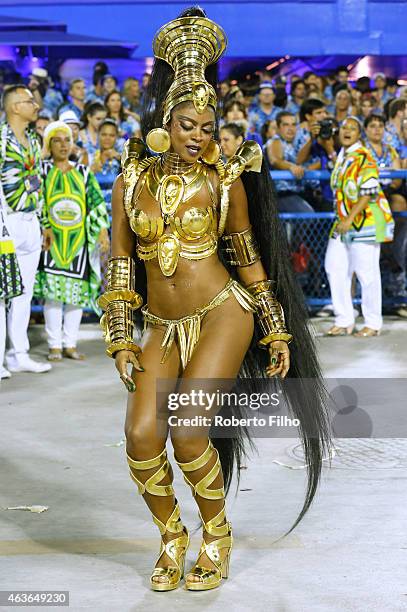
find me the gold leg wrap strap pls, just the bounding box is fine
[198,504,230,538]
[175,440,224,500]
[127,448,174,497]
[152,499,185,536]
[178,440,233,590]
[126,445,189,591]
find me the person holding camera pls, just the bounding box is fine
[296,99,339,211]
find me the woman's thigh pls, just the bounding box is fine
[170,295,254,453]
[125,324,181,458]
[182,295,254,380]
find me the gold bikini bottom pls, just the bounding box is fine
[141,278,256,369]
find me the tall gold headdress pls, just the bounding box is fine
[146,16,227,153]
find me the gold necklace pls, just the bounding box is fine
[146,155,204,222]
[161,152,195,175]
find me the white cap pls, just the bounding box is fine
[59,110,81,125]
[31,67,49,80]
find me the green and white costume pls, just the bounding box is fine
[35,162,109,313]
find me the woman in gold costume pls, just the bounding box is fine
[99,7,329,592]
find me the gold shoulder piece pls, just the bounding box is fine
[122,138,146,217]
[121,137,147,168]
[234,140,263,173]
[123,153,157,218]
[224,140,263,187]
[217,142,262,237]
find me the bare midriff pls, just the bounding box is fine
[145,254,231,319]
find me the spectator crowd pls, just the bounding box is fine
[0,61,407,377]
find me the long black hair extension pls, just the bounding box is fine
[135,4,331,533]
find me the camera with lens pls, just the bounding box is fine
[318,118,336,140]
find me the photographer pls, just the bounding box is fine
[296,99,339,210]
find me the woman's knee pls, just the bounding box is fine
[171,434,210,464]
[125,421,166,460]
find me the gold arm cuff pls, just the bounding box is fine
[246,279,275,296]
[246,279,293,346]
[104,256,137,291]
[222,226,261,266]
[99,257,143,358]
[106,342,142,358]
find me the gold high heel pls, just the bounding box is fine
[175,440,233,591]
[127,448,189,591]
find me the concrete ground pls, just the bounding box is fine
[0,316,406,612]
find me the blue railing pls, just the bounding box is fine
[30,168,406,314]
[270,169,407,180]
[271,168,407,307]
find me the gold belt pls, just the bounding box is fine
[142,278,256,369]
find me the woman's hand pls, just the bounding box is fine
[114,350,144,393]
[266,340,290,379]
[336,217,353,234]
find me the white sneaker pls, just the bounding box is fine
[6,354,52,374]
[0,367,11,379]
[315,304,334,318]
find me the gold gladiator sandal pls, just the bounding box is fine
[127,448,190,591]
[175,440,233,591]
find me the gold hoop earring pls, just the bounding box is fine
[201,140,221,164]
[146,128,171,154]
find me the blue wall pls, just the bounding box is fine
[0,1,406,57]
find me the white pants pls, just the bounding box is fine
[44,300,83,349]
[6,212,42,357]
[325,237,382,329]
[0,300,5,370]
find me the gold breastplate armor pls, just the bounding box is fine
[126,153,218,276]
[121,142,263,277]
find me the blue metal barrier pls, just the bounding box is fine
[30,169,407,315]
[278,212,407,309]
[271,168,407,308]
[270,169,407,180]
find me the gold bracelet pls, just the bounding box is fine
[246,280,293,347]
[98,256,143,358]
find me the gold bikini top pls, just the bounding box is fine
[128,158,218,276]
[121,140,263,277]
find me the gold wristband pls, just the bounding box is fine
[222,226,261,267]
[106,342,142,359]
[98,256,143,358]
[246,280,293,347]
